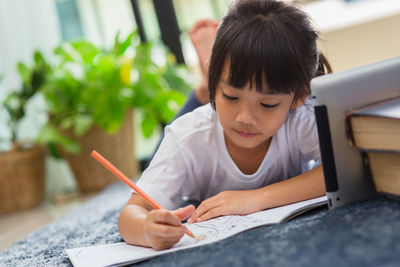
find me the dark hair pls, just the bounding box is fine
[208,0,332,109]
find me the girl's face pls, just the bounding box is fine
[215,63,304,153]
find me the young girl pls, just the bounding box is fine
[119,0,332,251]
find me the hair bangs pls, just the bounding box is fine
[226,19,308,95]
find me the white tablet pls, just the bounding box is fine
[311,57,400,209]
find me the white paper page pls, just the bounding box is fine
[67,196,327,267]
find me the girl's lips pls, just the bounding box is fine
[235,129,259,138]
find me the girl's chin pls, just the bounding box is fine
[228,134,271,150]
[229,137,264,150]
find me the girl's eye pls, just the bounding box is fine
[223,93,238,101]
[261,103,279,109]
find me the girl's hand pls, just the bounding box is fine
[187,190,262,223]
[143,205,194,251]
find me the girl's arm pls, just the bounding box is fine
[256,165,325,208]
[119,194,194,250]
[188,166,325,223]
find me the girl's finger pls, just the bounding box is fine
[197,207,223,222]
[152,223,187,240]
[150,210,182,226]
[188,199,221,223]
[173,205,195,221]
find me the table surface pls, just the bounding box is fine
[1,182,400,267]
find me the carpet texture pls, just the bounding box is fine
[1,182,400,267]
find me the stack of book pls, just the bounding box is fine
[346,97,400,197]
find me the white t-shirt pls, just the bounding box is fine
[137,101,320,210]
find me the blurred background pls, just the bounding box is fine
[0,0,399,252]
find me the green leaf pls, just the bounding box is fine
[113,31,136,56]
[119,31,135,54]
[54,45,75,63]
[47,143,62,159]
[17,63,31,86]
[74,114,93,136]
[71,40,100,64]
[154,91,186,122]
[94,54,117,79]
[162,63,192,94]
[134,42,155,67]
[37,124,80,153]
[92,103,124,134]
[141,112,158,138]
[30,69,45,94]
[3,93,24,122]
[33,51,47,67]
[59,116,75,130]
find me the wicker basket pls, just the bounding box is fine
[62,111,138,193]
[0,145,46,213]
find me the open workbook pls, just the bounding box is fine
[66,196,327,267]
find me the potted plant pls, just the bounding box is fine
[37,30,192,192]
[0,52,49,213]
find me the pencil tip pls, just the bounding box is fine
[187,230,196,239]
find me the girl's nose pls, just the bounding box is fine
[236,105,257,125]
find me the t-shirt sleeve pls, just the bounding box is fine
[136,126,189,210]
[291,104,321,171]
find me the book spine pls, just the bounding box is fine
[345,114,356,147]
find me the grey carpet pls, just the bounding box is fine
[1,182,399,267]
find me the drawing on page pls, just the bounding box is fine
[188,214,263,241]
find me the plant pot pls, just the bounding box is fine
[0,145,46,213]
[62,111,138,193]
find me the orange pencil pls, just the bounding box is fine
[91,150,196,239]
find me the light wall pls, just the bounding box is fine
[301,0,400,72]
[319,13,400,72]
[0,0,60,149]
[0,0,60,97]
[76,0,135,49]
